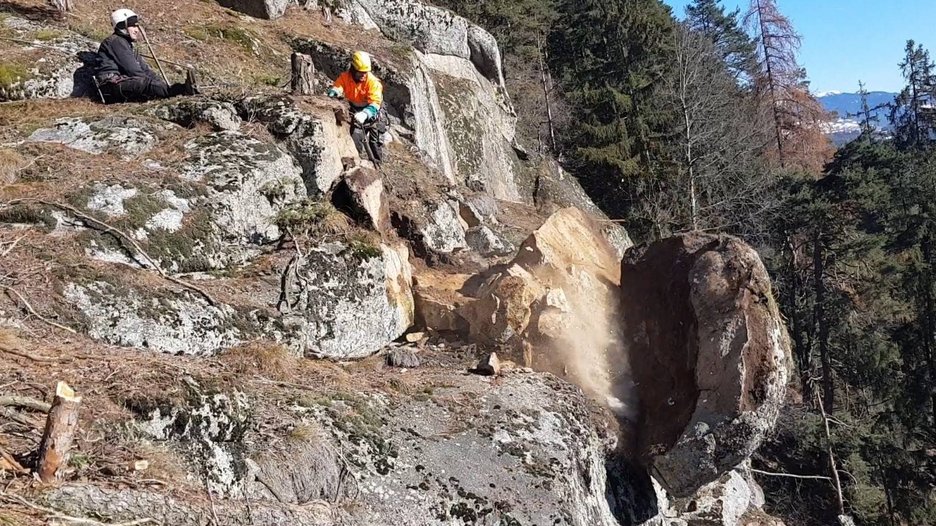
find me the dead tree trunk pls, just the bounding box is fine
[36,381,81,484]
[50,0,72,13]
[817,391,846,516]
[291,52,316,96]
[537,38,558,153]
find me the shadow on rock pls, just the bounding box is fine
[72,51,99,100]
[605,453,659,526]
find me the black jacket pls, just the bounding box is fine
[96,33,158,81]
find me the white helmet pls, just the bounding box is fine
[110,8,139,29]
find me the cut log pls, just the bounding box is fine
[36,381,81,484]
[291,52,316,96]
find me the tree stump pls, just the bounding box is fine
[50,0,72,13]
[291,52,316,96]
[36,381,81,483]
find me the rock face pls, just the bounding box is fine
[179,130,306,267]
[276,242,414,359]
[0,15,96,102]
[65,282,240,356]
[620,234,790,498]
[294,37,525,202]
[326,372,623,525]
[348,0,506,87]
[28,117,168,158]
[458,207,625,403]
[216,0,290,19]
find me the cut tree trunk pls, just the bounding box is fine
[36,381,81,484]
[50,0,72,12]
[291,52,316,96]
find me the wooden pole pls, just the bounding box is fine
[291,52,316,96]
[36,381,81,484]
[140,27,171,85]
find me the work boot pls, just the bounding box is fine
[183,68,200,96]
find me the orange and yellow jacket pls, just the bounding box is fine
[329,71,383,119]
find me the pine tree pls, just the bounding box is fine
[890,40,936,149]
[685,0,758,83]
[548,0,677,220]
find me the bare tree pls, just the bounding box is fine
[655,24,779,239]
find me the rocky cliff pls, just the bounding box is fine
[0,1,789,524]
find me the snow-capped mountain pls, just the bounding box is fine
[818,91,897,145]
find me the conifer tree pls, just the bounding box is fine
[890,40,936,149]
[685,0,758,83]
[548,0,677,219]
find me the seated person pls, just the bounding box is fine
[327,51,387,163]
[95,8,196,103]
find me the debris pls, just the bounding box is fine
[404,332,425,343]
[387,348,420,369]
[473,352,501,376]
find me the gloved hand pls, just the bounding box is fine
[354,111,368,124]
[326,88,341,99]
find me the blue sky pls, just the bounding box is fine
[661,0,936,94]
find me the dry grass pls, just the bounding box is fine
[220,341,299,381]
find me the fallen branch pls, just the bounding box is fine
[1,233,28,258]
[0,446,26,474]
[37,381,82,484]
[4,199,217,306]
[0,491,156,525]
[2,286,78,334]
[0,395,51,412]
[750,468,832,481]
[0,344,62,363]
[0,407,37,428]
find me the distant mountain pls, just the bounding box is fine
[819,91,896,127]
[818,91,897,146]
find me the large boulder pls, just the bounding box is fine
[65,281,240,356]
[28,116,170,158]
[275,241,414,359]
[534,159,634,258]
[620,234,790,497]
[347,0,506,87]
[216,0,290,19]
[238,96,359,197]
[458,207,627,405]
[178,130,307,268]
[0,15,97,102]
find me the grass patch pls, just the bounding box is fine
[253,73,281,87]
[0,63,30,90]
[68,22,110,42]
[275,199,351,239]
[0,148,26,183]
[221,342,297,379]
[348,231,382,260]
[184,24,258,53]
[33,28,62,41]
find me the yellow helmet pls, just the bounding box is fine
[351,51,372,73]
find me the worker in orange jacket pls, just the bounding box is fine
[327,51,386,164]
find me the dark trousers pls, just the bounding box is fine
[351,124,383,163]
[101,76,188,103]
